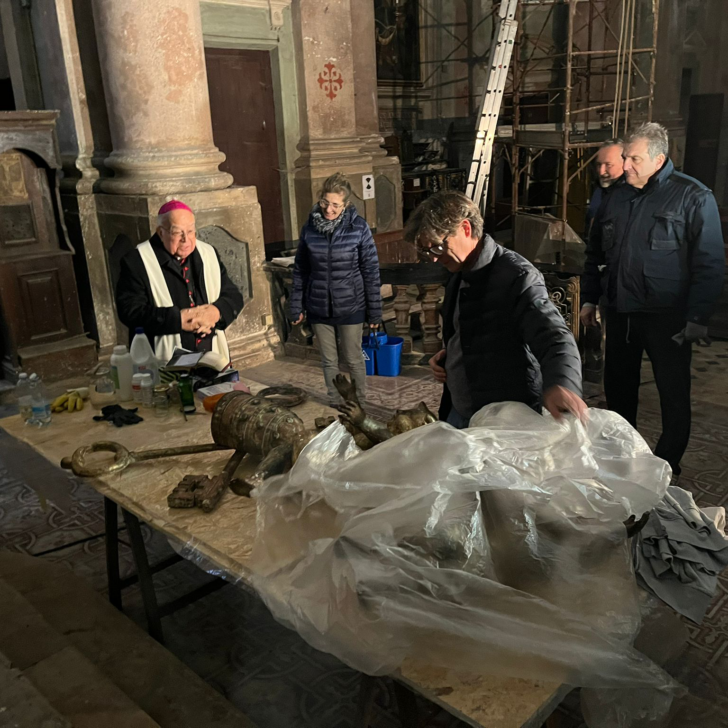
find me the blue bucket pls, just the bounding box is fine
[362,332,387,376]
[376,336,403,377]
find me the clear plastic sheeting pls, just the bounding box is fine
[249,403,679,726]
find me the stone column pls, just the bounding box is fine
[350,0,403,233]
[91,0,232,195]
[291,0,375,228]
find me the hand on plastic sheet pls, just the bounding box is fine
[543,384,589,423]
[249,402,678,728]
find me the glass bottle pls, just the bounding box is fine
[178,374,196,415]
[153,384,170,418]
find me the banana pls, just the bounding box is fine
[52,393,70,410]
[50,390,87,414]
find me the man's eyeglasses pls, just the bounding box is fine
[319,199,345,211]
[415,236,448,261]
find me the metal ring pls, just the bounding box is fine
[258,386,307,408]
[68,441,133,477]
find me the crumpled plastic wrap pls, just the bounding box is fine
[248,402,679,727]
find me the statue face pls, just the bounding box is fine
[388,402,437,435]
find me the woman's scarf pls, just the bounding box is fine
[311,203,351,235]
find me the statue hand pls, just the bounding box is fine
[339,400,366,427]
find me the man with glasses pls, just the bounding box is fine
[404,191,586,427]
[116,200,244,364]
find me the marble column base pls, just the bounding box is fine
[96,186,280,364]
[100,148,233,196]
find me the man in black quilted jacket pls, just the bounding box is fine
[404,191,586,428]
[580,122,725,477]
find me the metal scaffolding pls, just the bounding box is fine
[493,0,659,261]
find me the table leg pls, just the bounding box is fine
[393,681,419,728]
[356,674,377,728]
[104,497,122,610]
[122,509,164,644]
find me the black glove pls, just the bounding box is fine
[93,404,144,427]
[672,322,711,347]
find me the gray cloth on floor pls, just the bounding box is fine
[635,486,728,624]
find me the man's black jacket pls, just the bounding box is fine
[581,159,725,324]
[115,235,243,349]
[439,236,582,419]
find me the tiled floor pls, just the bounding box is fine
[1,347,728,727]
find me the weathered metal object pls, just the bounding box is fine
[211,392,310,461]
[61,391,315,513]
[60,388,439,513]
[167,450,246,512]
[60,441,228,478]
[257,386,307,408]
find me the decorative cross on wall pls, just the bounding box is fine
[318,63,344,100]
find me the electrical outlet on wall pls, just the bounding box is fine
[362,174,375,200]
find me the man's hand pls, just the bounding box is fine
[183,305,220,337]
[291,313,304,325]
[181,308,199,332]
[580,305,599,328]
[543,385,588,423]
[429,348,447,383]
[672,322,711,347]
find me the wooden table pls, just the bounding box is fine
[1,378,567,728]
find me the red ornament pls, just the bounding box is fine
[317,62,343,100]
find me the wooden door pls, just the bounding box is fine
[684,94,724,189]
[205,48,285,246]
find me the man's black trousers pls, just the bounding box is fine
[604,310,692,475]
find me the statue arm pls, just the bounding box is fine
[339,401,393,443]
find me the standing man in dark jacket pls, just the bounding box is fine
[583,139,625,242]
[290,173,381,404]
[580,122,725,476]
[404,191,586,427]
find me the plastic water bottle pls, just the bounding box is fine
[130,327,159,384]
[110,344,134,401]
[28,373,52,427]
[16,373,33,423]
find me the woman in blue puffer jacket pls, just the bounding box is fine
[290,173,382,404]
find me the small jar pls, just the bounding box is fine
[89,368,118,409]
[178,374,196,414]
[140,373,154,408]
[153,384,170,418]
[131,373,144,404]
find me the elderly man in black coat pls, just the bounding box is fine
[115,200,244,366]
[404,191,586,427]
[580,122,725,477]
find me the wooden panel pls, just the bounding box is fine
[205,48,285,246]
[18,268,68,340]
[0,254,85,350]
[0,151,59,258]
